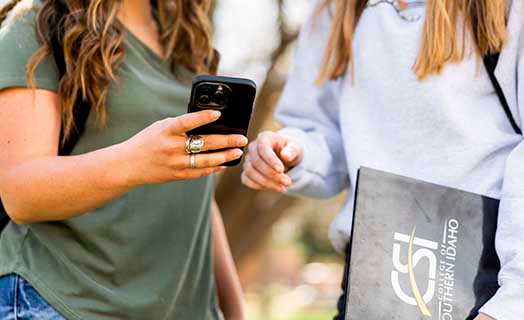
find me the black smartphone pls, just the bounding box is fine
[186,75,256,166]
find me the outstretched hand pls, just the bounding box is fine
[241,131,303,192]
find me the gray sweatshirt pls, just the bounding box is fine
[275,1,524,318]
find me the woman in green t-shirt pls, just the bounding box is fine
[0,0,246,319]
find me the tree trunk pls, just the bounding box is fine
[215,0,299,266]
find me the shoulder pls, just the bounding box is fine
[0,0,58,91]
[301,1,333,41]
[293,0,334,67]
[500,0,524,67]
[506,0,524,43]
[0,0,41,44]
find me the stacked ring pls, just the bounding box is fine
[185,135,205,154]
[190,154,196,169]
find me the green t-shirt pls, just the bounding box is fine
[0,3,222,320]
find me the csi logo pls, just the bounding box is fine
[391,228,438,317]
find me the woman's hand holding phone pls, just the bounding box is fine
[120,110,248,186]
[241,131,303,192]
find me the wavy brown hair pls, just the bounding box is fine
[0,0,218,147]
[317,0,508,83]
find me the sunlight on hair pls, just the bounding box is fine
[316,0,508,84]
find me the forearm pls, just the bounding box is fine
[1,143,132,224]
[479,142,524,319]
[212,199,245,319]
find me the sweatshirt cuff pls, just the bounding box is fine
[479,280,524,319]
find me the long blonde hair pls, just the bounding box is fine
[317,0,508,83]
[0,0,218,147]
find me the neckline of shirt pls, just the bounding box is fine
[366,0,426,23]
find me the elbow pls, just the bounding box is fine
[1,198,34,225]
[0,177,35,225]
[10,217,32,226]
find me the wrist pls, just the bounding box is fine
[104,142,140,189]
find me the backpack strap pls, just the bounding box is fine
[483,53,522,135]
[48,15,92,156]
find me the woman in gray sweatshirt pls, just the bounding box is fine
[242,1,524,319]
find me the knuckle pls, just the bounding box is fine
[156,118,168,126]
[251,158,263,169]
[258,131,271,139]
[250,174,263,186]
[201,136,211,150]
[241,175,253,188]
[252,158,263,170]
[257,174,270,185]
[196,171,206,178]
[151,119,163,128]
[228,135,237,146]
[247,170,261,184]
[173,117,186,132]
[256,140,267,153]
[162,140,178,155]
[171,157,186,170]
[153,120,169,134]
[201,157,212,168]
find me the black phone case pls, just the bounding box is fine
[186,75,256,166]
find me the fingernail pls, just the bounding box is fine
[238,136,248,145]
[211,111,221,119]
[220,166,228,170]
[285,149,296,159]
[275,163,284,173]
[235,149,244,157]
[281,176,292,185]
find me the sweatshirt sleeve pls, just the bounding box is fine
[479,2,524,319]
[274,4,349,199]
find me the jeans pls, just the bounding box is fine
[0,274,65,320]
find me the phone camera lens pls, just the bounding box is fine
[198,94,210,104]
[214,91,226,105]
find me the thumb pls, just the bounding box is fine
[279,140,301,165]
[280,145,297,163]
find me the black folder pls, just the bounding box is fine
[344,167,500,320]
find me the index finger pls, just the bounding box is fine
[170,110,221,134]
[257,135,285,173]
